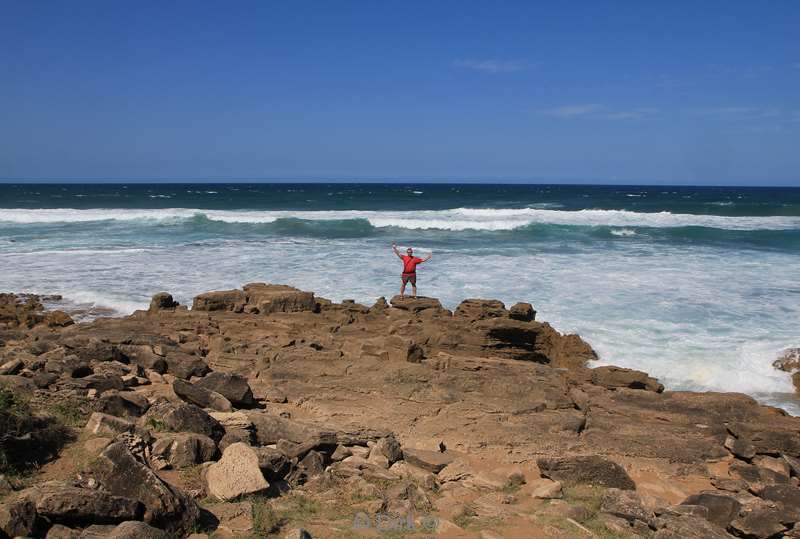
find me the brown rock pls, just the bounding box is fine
[729,461,790,491]
[591,365,664,392]
[753,455,791,477]
[0,498,38,537]
[724,435,756,460]
[148,293,178,312]
[195,372,255,408]
[140,400,224,441]
[508,302,535,322]
[45,524,82,538]
[0,359,23,375]
[757,484,800,522]
[537,455,636,490]
[530,479,562,499]
[192,289,246,312]
[252,447,292,481]
[389,296,443,313]
[94,391,150,419]
[773,348,800,373]
[163,352,209,379]
[681,491,741,529]
[454,299,507,321]
[151,432,218,468]
[730,498,787,539]
[242,283,317,314]
[600,488,655,527]
[205,442,269,501]
[373,434,403,465]
[402,448,453,474]
[172,379,233,412]
[29,481,143,526]
[89,442,200,535]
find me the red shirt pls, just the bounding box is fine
[401,255,424,274]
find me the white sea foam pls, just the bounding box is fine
[1,207,799,231]
[610,228,637,237]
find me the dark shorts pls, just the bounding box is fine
[401,273,416,285]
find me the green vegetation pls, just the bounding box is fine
[528,485,637,539]
[500,472,526,494]
[47,397,90,427]
[0,385,76,474]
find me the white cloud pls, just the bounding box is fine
[541,104,604,118]
[541,104,658,120]
[600,107,660,120]
[453,59,531,73]
[696,107,782,119]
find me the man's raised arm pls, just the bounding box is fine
[421,252,433,262]
[392,243,403,259]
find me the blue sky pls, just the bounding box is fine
[1,1,798,185]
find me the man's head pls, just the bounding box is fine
[406,247,413,256]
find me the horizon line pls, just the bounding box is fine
[1,178,799,188]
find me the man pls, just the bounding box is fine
[392,243,432,298]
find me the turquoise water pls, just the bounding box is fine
[1,183,799,412]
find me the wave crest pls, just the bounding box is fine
[1,207,800,231]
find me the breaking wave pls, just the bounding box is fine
[2,207,800,231]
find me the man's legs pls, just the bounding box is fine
[400,280,406,298]
[411,283,417,298]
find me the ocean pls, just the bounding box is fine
[1,183,799,414]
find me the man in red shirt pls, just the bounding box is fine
[392,243,432,298]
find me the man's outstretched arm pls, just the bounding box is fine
[392,243,403,259]
[421,252,433,262]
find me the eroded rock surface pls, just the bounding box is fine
[1,285,799,538]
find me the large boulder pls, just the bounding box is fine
[88,442,200,535]
[246,412,324,445]
[600,488,655,527]
[509,302,536,322]
[757,484,800,522]
[681,491,741,529]
[252,447,292,481]
[94,392,150,419]
[163,352,209,380]
[453,299,507,322]
[195,372,255,408]
[114,345,167,373]
[192,290,246,312]
[537,455,636,490]
[148,293,178,312]
[730,498,789,539]
[172,379,232,412]
[242,283,318,313]
[150,432,218,469]
[205,442,269,501]
[27,482,143,526]
[140,400,224,441]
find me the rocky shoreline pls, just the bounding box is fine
[1,284,800,538]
